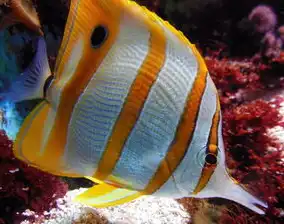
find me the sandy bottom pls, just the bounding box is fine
[24,188,190,224]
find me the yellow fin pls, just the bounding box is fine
[74,183,142,208]
[86,175,133,189]
[13,101,49,165]
[84,176,104,184]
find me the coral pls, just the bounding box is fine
[73,211,108,224]
[205,56,264,107]
[0,130,68,224]
[247,4,284,59]
[278,25,284,42]
[261,31,283,58]
[221,98,284,222]
[248,5,277,34]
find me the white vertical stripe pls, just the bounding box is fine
[112,23,199,190]
[64,13,150,176]
[153,75,217,197]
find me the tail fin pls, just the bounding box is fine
[0,37,51,103]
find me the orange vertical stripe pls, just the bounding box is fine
[94,23,167,181]
[142,45,209,194]
[192,94,221,194]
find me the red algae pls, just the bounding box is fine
[222,99,284,217]
[205,56,264,107]
[0,130,68,224]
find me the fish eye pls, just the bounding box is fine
[205,153,217,165]
[43,75,54,98]
[91,25,108,48]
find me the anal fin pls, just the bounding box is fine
[74,183,142,208]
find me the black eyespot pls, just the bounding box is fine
[43,75,54,98]
[205,153,217,165]
[91,25,108,48]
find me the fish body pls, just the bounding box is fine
[2,0,267,214]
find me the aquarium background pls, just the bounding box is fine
[0,0,284,223]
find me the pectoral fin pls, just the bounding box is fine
[74,183,142,208]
